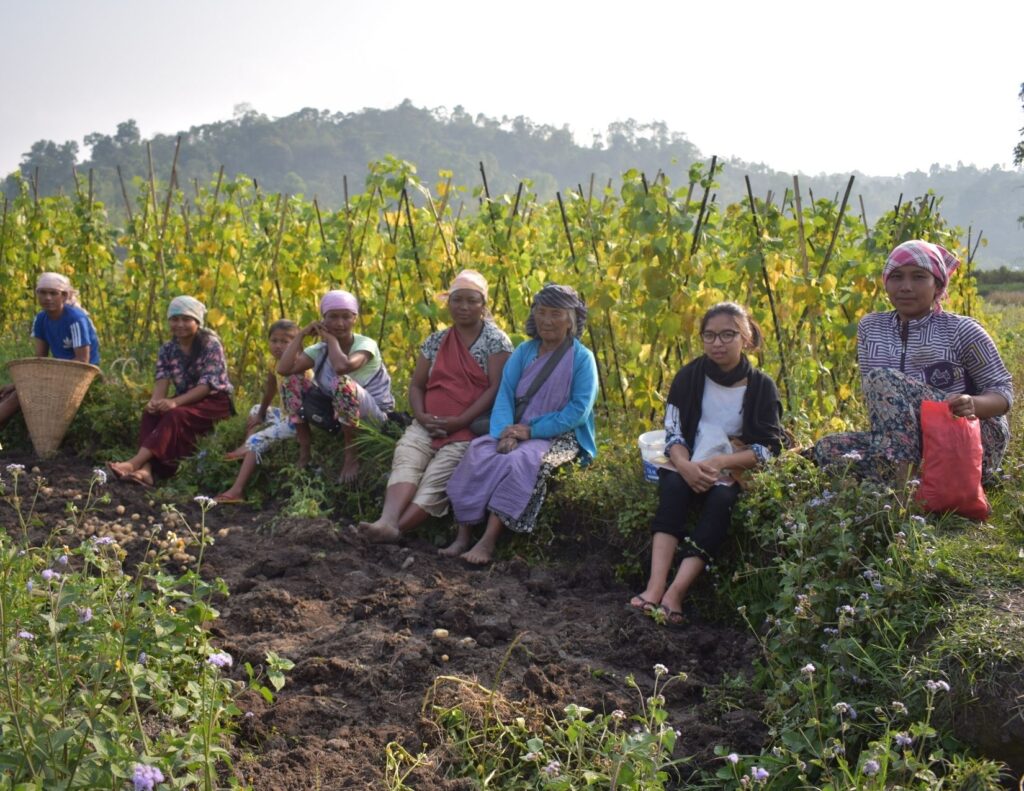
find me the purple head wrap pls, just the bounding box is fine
[320,290,359,316]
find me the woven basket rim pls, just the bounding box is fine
[6,357,102,374]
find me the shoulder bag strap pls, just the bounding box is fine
[514,336,573,421]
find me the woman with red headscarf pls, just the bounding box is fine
[813,240,1012,481]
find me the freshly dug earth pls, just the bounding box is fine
[5,454,766,789]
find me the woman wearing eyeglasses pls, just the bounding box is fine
[628,302,785,627]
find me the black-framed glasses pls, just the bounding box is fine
[700,329,740,344]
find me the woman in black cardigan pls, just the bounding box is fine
[629,302,784,626]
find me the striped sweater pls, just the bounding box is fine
[857,310,1013,406]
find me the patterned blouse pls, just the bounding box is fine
[155,331,233,396]
[857,311,1013,406]
[420,321,513,374]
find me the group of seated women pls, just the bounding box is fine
[3,239,1013,596]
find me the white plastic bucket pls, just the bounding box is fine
[638,429,668,483]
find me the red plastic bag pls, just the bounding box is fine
[914,400,990,520]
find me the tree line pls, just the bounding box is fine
[5,99,1023,268]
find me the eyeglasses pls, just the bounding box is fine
[700,329,740,344]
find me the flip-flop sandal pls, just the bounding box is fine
[626,595,658,614]
[213,495,245,504]
[106,461,128,480]
[658,604,686,629]
[125,472,154,489]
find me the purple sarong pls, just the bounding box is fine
[447,343,575,524]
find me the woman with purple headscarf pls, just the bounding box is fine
[276,289,394,483]
[814,239,1012,481]
[443,284,599,565]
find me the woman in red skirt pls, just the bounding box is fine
[109,296,234,486]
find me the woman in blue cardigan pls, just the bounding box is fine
[444,285,598,564]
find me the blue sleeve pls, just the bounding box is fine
[31,312,44,339]
[528,343,598,440]
[488,343,528,436]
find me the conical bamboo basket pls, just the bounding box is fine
[6,358,101,458]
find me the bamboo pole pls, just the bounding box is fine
[557,190,609,412]
[401,187,436,331]
[423,178,456,280]
[817,176,855,278]
[745,176,792,413]
[213,165,225,205]
[689,155,717,256]
[578,191,630,417]
[116,166,134,225]
[479,161,517,332]
[792,176,809,276]
[268,195,289,318]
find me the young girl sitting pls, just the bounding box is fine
[275,290,394,483]
[0,273,100,431]
[213,320,311,504]
[629,302,784,626]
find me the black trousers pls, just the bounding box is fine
[650,469,739,562]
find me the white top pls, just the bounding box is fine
[702,379,745,433]
[692,377,746,484]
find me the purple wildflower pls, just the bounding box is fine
[77,607,93,624]
[863,759,880,776]
[132,763,165,791]
[17,630,34,640]
[206,651,233,669]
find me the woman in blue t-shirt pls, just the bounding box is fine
[0,272,100,430]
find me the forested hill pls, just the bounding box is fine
[6,100,1023,267]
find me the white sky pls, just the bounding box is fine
[1,0,1022,178]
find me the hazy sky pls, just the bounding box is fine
[1,0,1022,178]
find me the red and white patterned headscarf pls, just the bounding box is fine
[883,240,961,311]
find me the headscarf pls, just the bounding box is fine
[320,289,359,316]
[437,269,488,302]
[524,284,587,339]
[883,240,961,309]
[36,272,82,309]
[167,295,206,326]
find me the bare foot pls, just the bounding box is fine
[338,455,360,484]
[460,536,497,566]
[360,520,401,544]
[439,524,474,557]
[107,460,135,479]
[214,490,245,504]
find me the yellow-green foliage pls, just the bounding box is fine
[0,158,982,439]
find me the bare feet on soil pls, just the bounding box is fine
[358,520,401,544]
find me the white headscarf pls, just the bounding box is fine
[36,272,83,310]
